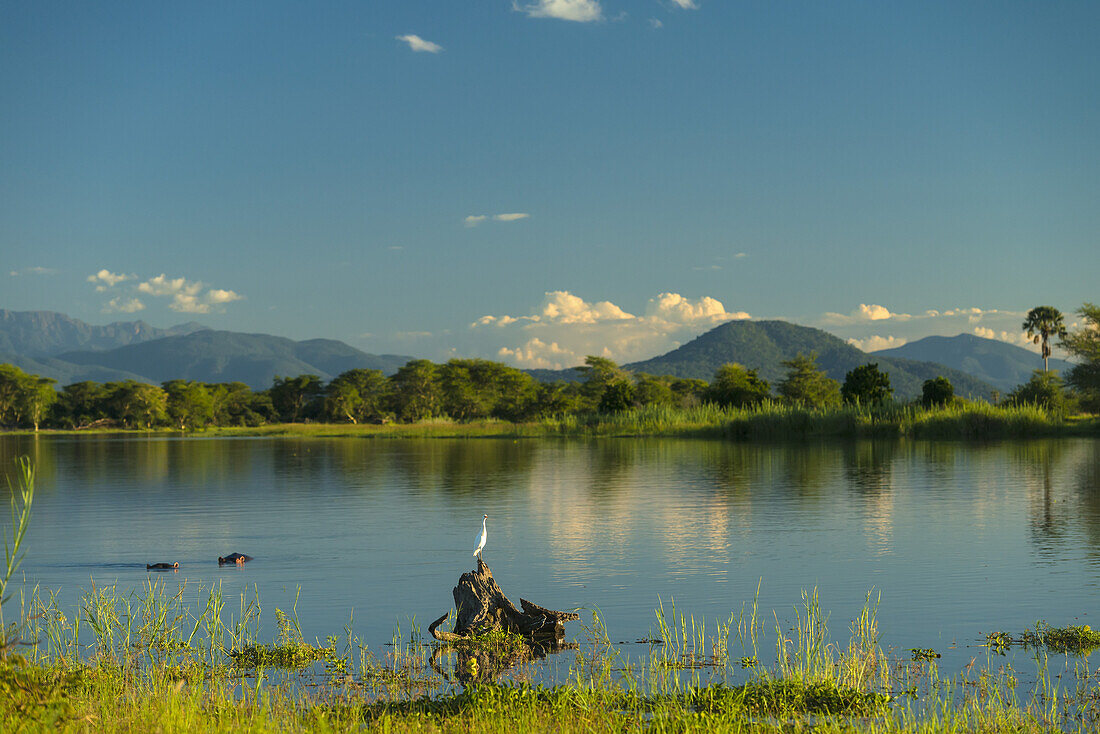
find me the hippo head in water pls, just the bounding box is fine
[218,553,253,565]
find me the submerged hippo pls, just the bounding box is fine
[146,562,179,570]
[218,553,253,565]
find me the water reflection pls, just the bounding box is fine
[3,435,1100,676]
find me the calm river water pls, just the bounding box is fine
[2,435,1099,678]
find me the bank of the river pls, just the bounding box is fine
[3,583,1098,733]
[9,402,1096,440]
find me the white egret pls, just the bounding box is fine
[473,514,488,557]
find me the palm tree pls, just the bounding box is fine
[1022,306,1067,372]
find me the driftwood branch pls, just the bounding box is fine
[429,557,579,643]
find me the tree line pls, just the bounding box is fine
[0,302,1096,431]
[0,354,887,431]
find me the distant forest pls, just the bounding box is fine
[0,349,1081,432]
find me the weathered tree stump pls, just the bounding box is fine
[429,558,579,643]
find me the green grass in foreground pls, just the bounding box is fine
[200,402,1097,440]
[4,582,1100,732]
[14,402,1098,440]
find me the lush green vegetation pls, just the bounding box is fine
[1,345,1096,439]
[1063,303,1100,413]
[4,575,1100,732]
[1,299,1097,438]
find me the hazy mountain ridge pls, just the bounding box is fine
[0,309,205,356]
[0,309,1017,398]
[625,321,996,399]
[0,311,413,389]
[0,351,154,386]
[872,334,1075,392]
[56,330,413,389]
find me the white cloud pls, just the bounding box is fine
[136,274,244,314]
[206,288,243,305]
[670,0,699,8]
[516,0,602,22]
[973,327,1035,349]
[498,338,576,369]
[860,304,900,321]
[821,304,911,325]
[87,269,132,291]
[395,34,443,53]
[849,335,907,353]
[10,266,56,277]
[645,292,748,324]
[649,18,663,28]
[103,297,145,314]
[465,212,530,227]
[471,290,749,369]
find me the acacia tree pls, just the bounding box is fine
[55,381,108,428]
[575,356,633,412]
[706,363,771,408]
[269,375,323,422]
[921,376,954,407]
[1062,302,1100,412]
[777,352,840,408]
[0,364,28,427]
[389,360,440,422]
[104,380,167,428]
[1023,306,1067,372]
[209,382,261,426]
[164,380,214,430]
[324,369,390,423]
[21,376,57,431]
[1006,370,1067,411]
[841,363,892,405]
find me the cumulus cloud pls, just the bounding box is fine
[670,0,699,8]
[498,338,576,369]
[87,269,132,291]
[818,303,1037,356]
[848,335,907,353]
[649,18,663,28]
[472,290,749,369]
[973,327,1034,348]
[646,292,749,324]
[821,304,911,325]
[103,297,145,314]
[136,274,243,313]
[465,212,530,227]
[395,34,443,53]
[516,0,602,22]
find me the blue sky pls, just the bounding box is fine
[3,1,1097,367]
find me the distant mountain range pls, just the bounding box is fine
[871,333,1074,392]
[0,309,205,356]
[624,320,995,400]
[0,310,413,389]
[0,309,1047,399]
[526,320,997,399]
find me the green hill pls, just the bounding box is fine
[872,333,1074,392]
[626,320,995,400]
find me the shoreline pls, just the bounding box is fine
[2,403,1097,440]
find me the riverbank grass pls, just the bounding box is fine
[4,580,1099,732]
